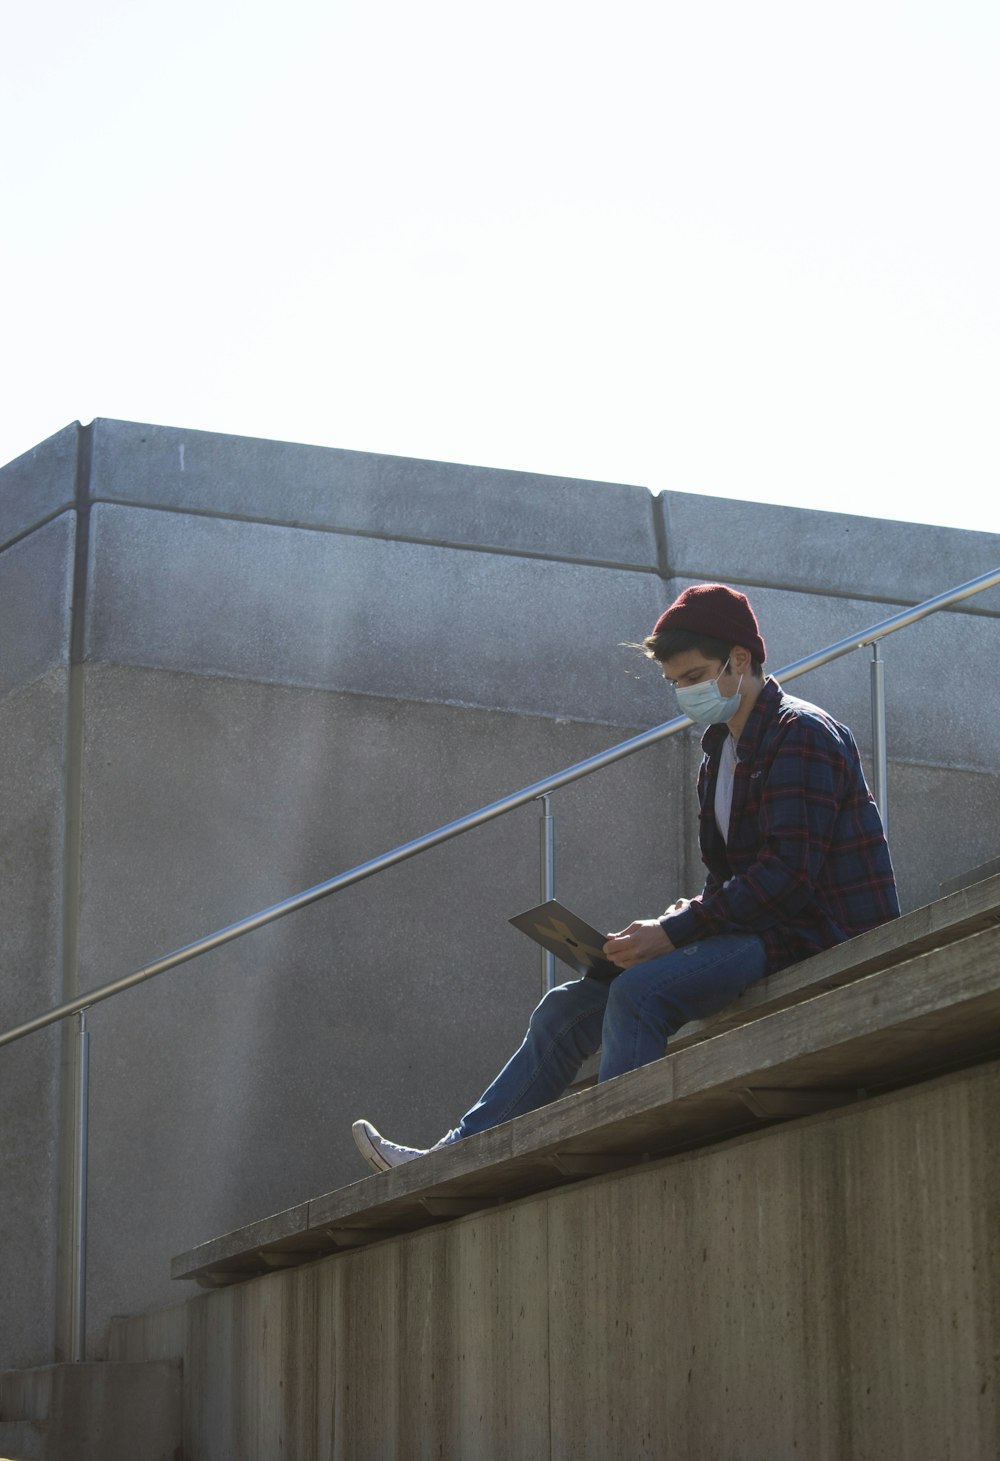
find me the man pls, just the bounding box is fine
[353,582,899,1173]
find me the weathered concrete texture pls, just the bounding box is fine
[74,662,688,1354]
[941,855,1000,896]
[107,1060,1000,1461]
[546,1061,1000,1461]
[0,1360,181,1461]
[660,487,1000,612]
[114,1206,550,1460]
[0,513,75,700]
[84,502,668,725]
[0,670,68,1370]
[0,1030,59,1371]
[82,504,1000,765]
[888,761,1000,911]
[0,423,80,550]
[88,416,660,567]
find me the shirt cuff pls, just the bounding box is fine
[659,903,703,947]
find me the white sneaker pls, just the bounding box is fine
[352,1119,430,1173]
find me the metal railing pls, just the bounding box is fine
[2,563,999,1360]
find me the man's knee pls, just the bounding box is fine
[528,979,601,1037]
[603,950,689,1026]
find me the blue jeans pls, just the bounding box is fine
[448,933,767,1141]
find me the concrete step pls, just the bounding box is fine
[0,1362,181,1461]
[173,876,1000,1288]
[0,1417,47,1460]
[940,855,1000,897]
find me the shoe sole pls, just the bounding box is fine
[352,1121,392,1174]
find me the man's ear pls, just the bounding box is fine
[730,644,752,674]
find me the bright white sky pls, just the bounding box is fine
[2,0,997,534]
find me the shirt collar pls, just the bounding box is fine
[700,676,782,759]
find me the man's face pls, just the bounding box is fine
[658,648,737,691]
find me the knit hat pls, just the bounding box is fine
[651,583,766,663]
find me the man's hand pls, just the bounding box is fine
[603,919,675,969]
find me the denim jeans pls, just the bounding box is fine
[448,933,767,1142]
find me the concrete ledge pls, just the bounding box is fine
[89,418,660,567]
[173,896,1000,1285]
[660,488,1000,611]
[941,857,1000,898]
[0,423,79,550]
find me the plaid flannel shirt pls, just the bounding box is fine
[660,677,900,974]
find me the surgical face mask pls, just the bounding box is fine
[673,659,743,725]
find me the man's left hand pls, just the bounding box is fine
[603,919,675,969]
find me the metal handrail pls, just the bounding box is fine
[2,561,999,1363]
[2,562,999,1053]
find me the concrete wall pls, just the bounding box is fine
[1,417,998,1366]
[108,1059,1000,1460]
[0,471,77,1369]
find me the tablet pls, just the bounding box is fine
[509,899,620,982]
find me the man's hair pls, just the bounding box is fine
[641,626,764,677]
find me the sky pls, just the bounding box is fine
[2,0,998,535]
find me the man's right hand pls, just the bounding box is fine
[603,920,674,969]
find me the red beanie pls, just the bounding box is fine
[651,583,766,663]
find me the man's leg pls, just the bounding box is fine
[353,977,610,1171]
[598,933,767,1081]
[447,976,611,1140]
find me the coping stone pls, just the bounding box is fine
[0,513,75,699]
[83,503,668,726]
[0,423,80,550]
[88,418,659,568]
[658,489,1000,612]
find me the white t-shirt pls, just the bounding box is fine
[714,733,739,842]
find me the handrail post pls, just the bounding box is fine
[870,643,889,835]
[538,794,556,993]
[68,1008,90,1362]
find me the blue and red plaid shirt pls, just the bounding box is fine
[660,677,900,973]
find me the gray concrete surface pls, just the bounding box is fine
[82,502,1000,762]
[1,417,998,1374]
[0,424,79,551]
[83,501,669,724]
[0,513,75,700]
[107,1060,1000,1460]
[0,1360,181,1461]
[660,487,1000,610]
[89,416,660,565]
[0,672,69,1370]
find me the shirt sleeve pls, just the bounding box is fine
[660,713,851,945]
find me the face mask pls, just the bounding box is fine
[673,659,743,725]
